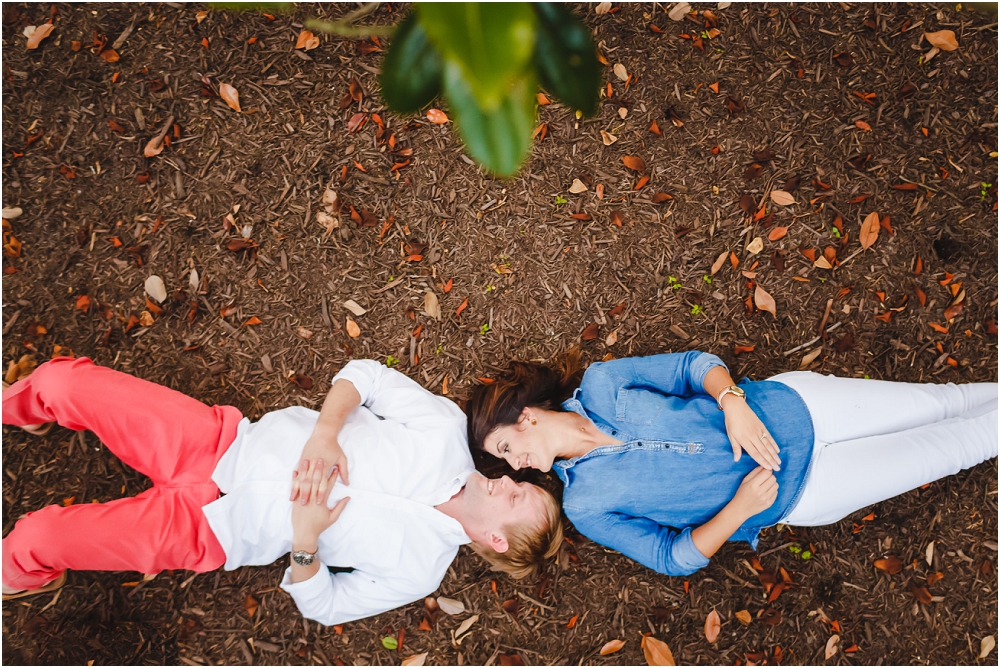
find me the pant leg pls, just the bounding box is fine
[782,399,998,526]
[2,483,225,589]
[2,357,242,485]
[770,370,997,443]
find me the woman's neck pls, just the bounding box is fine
[558,411,622,460]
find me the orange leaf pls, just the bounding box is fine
[345,318,361,338]
[443,278,453,293]
[244,594,259,618]
[909,582,932,604]
[859,211,879,249]
[610,210,623,227]
[404,254,423,262]
[295,29,319,50]
[891,182,919,191]
[536,92,550,105]
[100,48,120,62]
[928,322,948,334]
[704,610,721,643]
[599,640,625,656]
[201,37,210,48]
[634,174,650,190]
[455,297,468,317]
[729,252,740,267]
[767,581,787,603]
[754,285,776,316]
[26,22,56,50]
[532,123,548,140]
[581,323,599,341]
[767,226,788,241]
[244,316,262,326]
[709,81,720,93]
[874,556,903,574]
[915,286,927,307]
[854,120,872,131]
[733,344,755,355]
[944,300,964,321]
[75,294,91,312]
[418,618,432,632]
[641,636,675,666]
[648,119,662,136]
[219,83,241,112]
[874,311,892,323]
[926,571,944,586]
[938,271,954,286]
[566,614,579,629]
[651,192,673,203]
[426,108,448,124]
[621,155,647,172]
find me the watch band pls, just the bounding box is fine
[292,549,317,567]
[716,385,746,410]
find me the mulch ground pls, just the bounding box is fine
[3,2,997,665]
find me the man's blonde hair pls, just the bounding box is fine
[471,486,563,579]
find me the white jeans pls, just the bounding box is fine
[770,371,998,526]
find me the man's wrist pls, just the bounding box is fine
[292,536,319,554]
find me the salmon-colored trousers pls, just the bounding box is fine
[2,357,241,589]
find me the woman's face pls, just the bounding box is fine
[482,410,554,472]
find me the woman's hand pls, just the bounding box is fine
[731,466,779,519]
[291,425,350,502]
[291,458,350,546]
[722,396,781,471]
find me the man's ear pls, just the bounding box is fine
[488,530,509,554]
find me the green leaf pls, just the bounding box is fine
[381,636,399,650]
[442,61,536,177]
[532,3,601,116]
[379,12,443,114]
[417,2,536,110]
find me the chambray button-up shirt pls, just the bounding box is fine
[553,352,815,576]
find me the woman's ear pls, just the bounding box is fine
[519,406,537,429]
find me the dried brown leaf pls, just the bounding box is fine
[754,285,776,316]
[859,211,880,249]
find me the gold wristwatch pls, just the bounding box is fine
[716,385,746,410]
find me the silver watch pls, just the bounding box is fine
[292,549,317,567]
[716,385,746,410]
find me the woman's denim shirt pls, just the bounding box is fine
[553,352,815,576]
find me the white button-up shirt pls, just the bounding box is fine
[201,360,474,626]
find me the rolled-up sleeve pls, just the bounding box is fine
[593,351,726,397]
[565,507,711,576]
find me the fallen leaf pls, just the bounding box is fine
[825,635,840,660]
[739,194,756,215]
[926,541,935,566]
[833,51,853,67]
[926,571,944,586]
[855,120,872,131]
[743,163,763,180]
[746,237,764,255]
[455,613,479,638]
[566,614,579,629]
[195,10,208,23]
[873,555,904,574]
[595,2,612,15]
[770,190,795,206]
[455,297,469,318]
[709,81,720,93]
[347,112,367,133]
[622,155,647,172]
[859,211,880,249]
[342,299,366,316]
[754,285,776,316]
[426,108,448,124]
[634,175,650,190]
[244,594,259,618]
[668,2,692,21]
[610,210,624,227]
[144,135,166,158]
[601,130,618,145]
[345,318,361,338]
[600,639,625,656]
[799,347,823,369]
[219,83,241,112]
[704,610,721,643]
[734,344,755,355]
[726,96,745,115]
[980,636,996,659]
[710,250,728,275]
[924,29,958,51]
[814,256,833,270]
[437,597,465,615]
[295,29,319,50]
[25,23,55,50]
[944,300,965,321]
[767,226,788,241]
[569,178,589,194]
[649,119,662,135]
[498,654,525,666]
[891,182,919,191]
[605,330,618,346]
[608,302,626,317]
[909,581,933,604]
[642,636,675,666]
[144,275,167,303]
[928,322,948,334]
[581,323,599,341]
[651,192,673,203]
[401,652,428,666]
[613,63,628,81]
[735,610,752,626]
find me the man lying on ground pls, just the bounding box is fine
[2,357,562,625]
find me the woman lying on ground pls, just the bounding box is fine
[2,357,562,624]
[465,350,997,575]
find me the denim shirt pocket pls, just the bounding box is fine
[615,388,663,425]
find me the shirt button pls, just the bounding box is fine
[612,431,617,435]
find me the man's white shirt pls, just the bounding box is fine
[202,360,474,625]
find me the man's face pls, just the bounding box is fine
[462,472,548,552]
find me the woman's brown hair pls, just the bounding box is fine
[466,348,584,452]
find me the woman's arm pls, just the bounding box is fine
[690,466,779,558]
[702,366,781,471]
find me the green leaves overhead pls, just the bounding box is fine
[417,3,536,111]
[378,13,442,114]
[533,3,601,116]
[443,62,536,177]
[377,2,600,177]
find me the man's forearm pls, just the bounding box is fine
[314,379,363,437]
[690,502,749,559]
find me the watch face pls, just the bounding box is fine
[293,551,315,566]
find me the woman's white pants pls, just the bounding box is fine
[770,371,998,526]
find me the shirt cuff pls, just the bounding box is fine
[671,526,712,574]
[330,359,381,406]
[689,352,727,393]
[280,563,333,614]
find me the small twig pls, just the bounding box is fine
[833,246,866,270]
[782,322,842,357]
[756,541,797,558]
[817,298,833,335]
[516,591,555,612]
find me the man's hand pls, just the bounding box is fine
[722,396,781,471]
[731,466,779,519]
[291,458,350,544]
[291,425,350,502]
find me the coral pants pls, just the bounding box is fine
[2,357,241,589]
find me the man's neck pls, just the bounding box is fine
[434,483,466,522]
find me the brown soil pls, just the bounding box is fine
[3,3,997,666]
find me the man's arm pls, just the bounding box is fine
[290,379,361,501]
